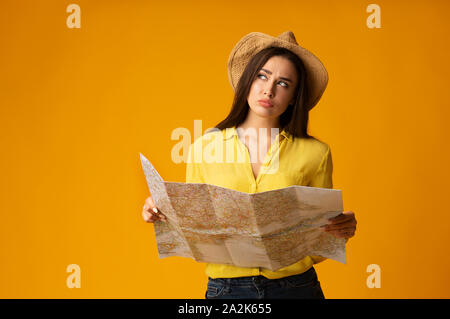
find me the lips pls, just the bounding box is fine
[258,100,273,107]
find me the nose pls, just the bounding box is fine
[264,82,275,97]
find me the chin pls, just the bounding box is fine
[251,105,278,116]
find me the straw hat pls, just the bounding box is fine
[227,30,328,111]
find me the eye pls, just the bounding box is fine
[257,73,289,88]
[257,73,267,80]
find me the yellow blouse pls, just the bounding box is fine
[185,126,333,279]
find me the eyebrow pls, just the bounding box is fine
[260,68,293,83]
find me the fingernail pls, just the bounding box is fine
[152,207,158,214]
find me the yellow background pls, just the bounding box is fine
[1,0,449,298]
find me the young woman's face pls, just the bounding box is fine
[247,55,298,123]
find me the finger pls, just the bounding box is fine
[330,211,355,221]
[143,205,158,216]
[324,227,355,236]
[152,207,167,223]
[338,229,354,238]
[323,221,356,231]
[143,208,162,223]
[142,210,154,222]
[329,217,354,226]
[330,228,355,238]
[343,211,355,217]
[143,204,158,216]
[346,231,355,238]
[342,230,355,239]
[143,203,154,213]
[142,201,167,223]
[150,207,167,222]
[328,214,352,224]
[327,214,347,224]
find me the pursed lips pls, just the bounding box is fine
[258,99,273,107]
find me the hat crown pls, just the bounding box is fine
[277,31,298,45]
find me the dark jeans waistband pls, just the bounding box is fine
[208,266,317,287]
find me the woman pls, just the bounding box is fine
[142,31,357,299]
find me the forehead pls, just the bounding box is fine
[261,56,297,78]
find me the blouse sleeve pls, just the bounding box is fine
[185,143,205,183]
[309,145,333,189]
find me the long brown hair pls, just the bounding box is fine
[214,46,314,140]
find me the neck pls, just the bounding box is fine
[237,113,282,140]
[241,110,281,128]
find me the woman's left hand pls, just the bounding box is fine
[321,211,357,239]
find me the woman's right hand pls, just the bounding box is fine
[142,195,167,223]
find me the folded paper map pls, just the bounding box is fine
[140,153,346,271]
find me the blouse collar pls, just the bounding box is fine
[223,126,292,141]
